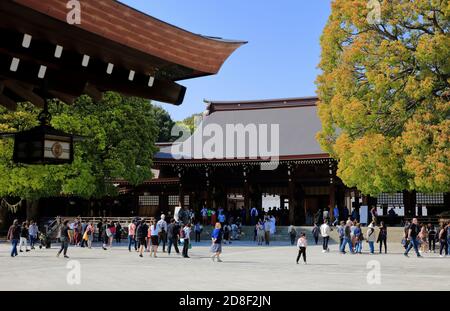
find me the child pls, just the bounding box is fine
[296,232,307,265]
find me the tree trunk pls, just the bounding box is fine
[26,199,40,221]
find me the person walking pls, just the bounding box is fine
[128,220,137,252]
[438,223,448,257]
[288,224,297,246]
[102,221,110,250]
[340,220,354,254]
[264,217,271,246]
[320,220,331,253]
[149,220,159,258]
[137,219,149,258]
[250,207,258,226]
[80,220,88,248]
[446,221,450,256]
[96,219,103,242]
[57,220,71,258]
[296,232,307,265]
[19,221,30,253]
[427,223,436,253]
[167,219,180,255]
[377,221,387,254]
[366,221,376,254]
[223,223,231,244]
[115,222,122,244]
[210,223,223,262]
[354,223,363,254]
[256,220,265,246]
[85,221,95,249]
[404,218,421,258]
[332,206,339,226]
[181,223,192,258]
[7,219,21,257]
[337,221,345,249]
[194,221,203,243]
[312,223,320,245]
[418,224,428,254]
[28,220,39,250]
[157,214,168,252]
[201,207,208,226]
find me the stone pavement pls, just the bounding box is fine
[0,240,449,291]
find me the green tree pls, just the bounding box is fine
[177,113,203,134]
[316,0,449,195]
[149,105,175,142]
[0,92,159,218]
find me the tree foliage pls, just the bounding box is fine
[316,0,449,195]
[0,92,159,200]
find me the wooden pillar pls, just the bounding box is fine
[288,164,296,225]
[403,190,416,218]
[328,161,336,222]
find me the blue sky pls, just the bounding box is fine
[120,0,332,121]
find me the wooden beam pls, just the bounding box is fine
[84,82,103,102]
[49,91,75,105]
[0,94,17,111]
[3,80,44,108]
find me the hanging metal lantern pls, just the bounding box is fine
[1,99,75,165]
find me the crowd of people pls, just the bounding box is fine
[5,210,450,265]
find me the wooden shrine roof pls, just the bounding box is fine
[154,97,331,166]
[0,0,245,109]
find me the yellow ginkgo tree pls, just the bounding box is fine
[316,0,449,196]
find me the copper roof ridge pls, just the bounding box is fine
[114,0,247,45]
[203,96,318,114]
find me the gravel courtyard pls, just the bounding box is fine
[0,241,449,291]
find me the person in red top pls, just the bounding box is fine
[210,210,217,226]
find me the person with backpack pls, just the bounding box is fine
[210,222,223,262]
[377,221,387,254]
[7,219,21,257]
[288,224,297,245]
[57,220,71,258]
[296,232,307,265]
[340,220,354,254]
[137,219,149,258]
[157,214,168,252]
[366,221,376,254]
[312,223,320,245]
[181,223,192,258]
[438,223,448,257]
[167,219,180,255]
[320,220,331,253]
[404,218,421,258]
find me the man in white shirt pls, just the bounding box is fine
[157,214,168,252]
[320,220,331,253]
